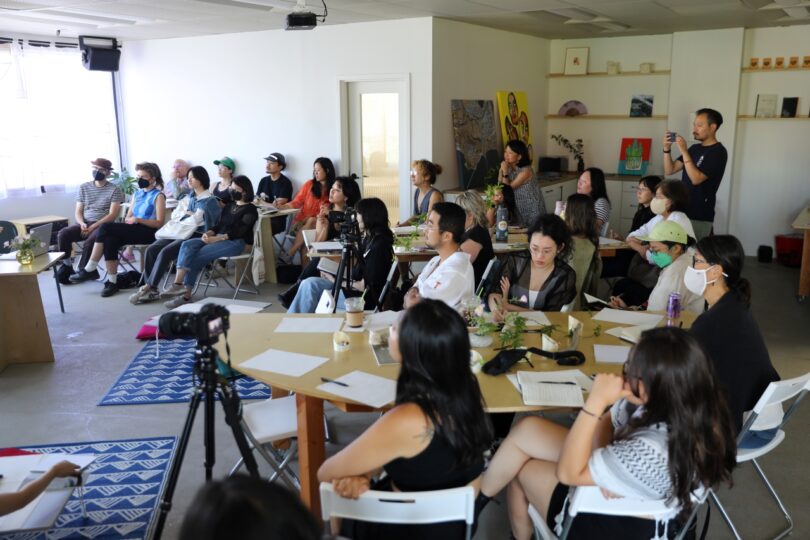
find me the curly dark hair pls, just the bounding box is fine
[528,213,572,261]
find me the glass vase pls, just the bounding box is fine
[16,248,34,265]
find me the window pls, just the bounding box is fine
[0,41,119,199]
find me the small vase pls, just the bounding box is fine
[16,248,34,265]
[469,332,493,348]
[576,158,585,174]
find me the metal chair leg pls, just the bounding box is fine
[751,459,794,540]
[52,265,65,313]
[709,490,743,540]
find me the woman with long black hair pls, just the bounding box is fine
[478,327,736,539]
[279,156,335,261]
[318,300,493,539]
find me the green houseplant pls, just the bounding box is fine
[111,168,137,200]
[551,134,585,173]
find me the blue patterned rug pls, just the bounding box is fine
[99,339,270,406]
[3,437,176,540]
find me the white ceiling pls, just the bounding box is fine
[0,0,808,42]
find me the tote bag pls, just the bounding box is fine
[251,228,266,285]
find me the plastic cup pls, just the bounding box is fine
[344,297,365,328]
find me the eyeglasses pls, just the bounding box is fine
[636,187,651,193]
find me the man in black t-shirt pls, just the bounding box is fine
[663,108,728,240]
[256,152,293,233]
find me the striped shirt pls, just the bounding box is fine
[77,181,125,222]
[594,197,611,236]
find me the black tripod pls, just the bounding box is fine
[330,230,363,314]
[152,342,260,539]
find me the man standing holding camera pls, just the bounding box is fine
[663,108,727,241]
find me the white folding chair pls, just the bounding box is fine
[708,372,810,540]
[229,395,299,491]
[202,221,261,300]
[549,485,704,540]
[319,482,475,539]
[374,260,399,313]
[475,257,498,298]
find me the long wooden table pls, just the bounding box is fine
[0,252,65,373]
[219,310,692,515]
[792,204,810,301]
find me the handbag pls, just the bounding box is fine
[251,229,266,285]
[155,217,198,240]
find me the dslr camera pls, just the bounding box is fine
[159,303,229,345]
[327,206,357,225]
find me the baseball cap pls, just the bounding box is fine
[637,220,688,244]
[264,152,286,168]
[90,158,114,171]
[213,156,235,171]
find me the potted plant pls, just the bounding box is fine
[461,296,498,348]
[551,134,585,173]
[111,168,137,201]
[483,183,503,207]
[393,213,426,253]
[5,234,45,265]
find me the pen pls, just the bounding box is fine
[538,381,576,385]
[320,377,349,387]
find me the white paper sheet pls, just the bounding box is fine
[519,382,585,407]
[315,370,397,408]
[594,344,632,364]
[516,370,593,392]
[341,310,400,333]
[592,308,663,328]
[605,325,643,344]
[392,225,418,235]
[240,348,329,377]
[275,317,344,333]
[522,311,552,326]
[311,241,343,251]
[584,293,610,306]
[599,236,623,246]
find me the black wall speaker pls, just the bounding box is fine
[79,36,120,72]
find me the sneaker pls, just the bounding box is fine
[56,264,74,285]
[164,294,191,309]
[160,283,187,298]
[101,280,120,297]
[69,268,100,283]
[129,285,160,305]
[120,250,136,262]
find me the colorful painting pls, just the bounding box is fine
[618,138,652,176]
[497,91,533,162]
[450,99,501,189]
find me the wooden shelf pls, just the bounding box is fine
[738,115,810,120]
[546,114,667,120]
[741,66,810,73]
[547,70,670,79]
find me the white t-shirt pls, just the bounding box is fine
[415,251,475,309]
[627,211,695,241]
[647,247,704,314]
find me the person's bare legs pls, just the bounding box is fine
[508,460,560,540]
[480,415,569,498]
[89,241,104,264]
[287,217,316,258]
[104,258,119,278]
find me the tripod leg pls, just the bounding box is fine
[219,381,261,478]
[204,382,216,481]
[153,388,204,540]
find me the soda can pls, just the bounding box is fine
[667,292,681,320]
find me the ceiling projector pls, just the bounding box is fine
[286,11,318,30]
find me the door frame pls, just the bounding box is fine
[337,73,411,222]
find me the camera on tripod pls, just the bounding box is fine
[328,206,361,239]
[158,303,230,346]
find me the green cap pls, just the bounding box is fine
[637,220,688,244]
[213,156,235,171]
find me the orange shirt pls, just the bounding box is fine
[290,179,328,223]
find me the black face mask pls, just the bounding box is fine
[230,190,243,202]
[137,178,150,189]
[92,169,106,182]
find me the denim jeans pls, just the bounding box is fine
[176,237,246,287]
[287,277,347,313]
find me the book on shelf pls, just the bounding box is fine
[755,94,778,118]
[781,97,798,118]
[629,94,653,117]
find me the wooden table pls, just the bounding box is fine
[0,252,65,373]
[792,204,810,301]
[257,208,299,284]
[10,215,69,246]
[219,310,693,515]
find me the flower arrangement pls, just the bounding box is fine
[551,134,585,171]
[5,234,45,253]
[393,213,427,252]
[483,183,503,207]
[499,312,527,349]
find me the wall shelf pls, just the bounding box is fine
[737,115,810,119]
[546,114,667,120]
[547,70,670,78]
[741,66,810,73]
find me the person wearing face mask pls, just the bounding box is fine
[610,220,703,314]
[688,235,780,436]
[163,175,259,308]
[477,328,736,540]
[56,158,125,284]
[488,214,576,317]
[70,161,166,297]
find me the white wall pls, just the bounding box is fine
[731,25,810,255]
[118,18,433,207]
[431,19,549,193]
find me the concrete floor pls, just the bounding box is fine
[0,257,808,539]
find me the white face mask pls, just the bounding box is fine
[650,197,668,215]
[684,265,723,295]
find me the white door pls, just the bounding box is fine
[344,78,409,222]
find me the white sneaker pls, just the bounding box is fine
[164,295,191,309]
[160,283,187,298]
[129,285,149,305]
[130,285,160,304]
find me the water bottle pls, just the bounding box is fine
[495,205,509,242]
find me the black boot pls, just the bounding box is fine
[278,282,300,309]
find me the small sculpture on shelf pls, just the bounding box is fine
[551,133,585,173]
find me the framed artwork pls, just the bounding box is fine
[564,47,589,75]
[496,90,533,162]
[618,138,652,176]
[451,100,500,190]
